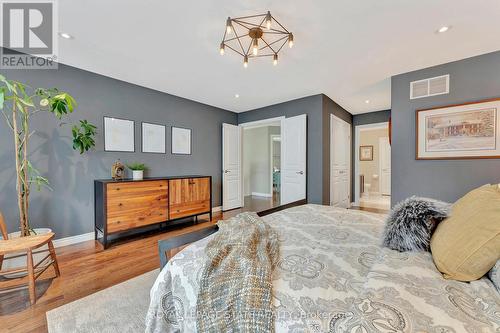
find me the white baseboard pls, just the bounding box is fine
[53,232,94,248]
[251,192,272,198]
[212,206,222,213]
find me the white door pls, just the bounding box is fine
[222,123,242,210]
[330,115,351,208]
[379,136,391,195]
[281,114,307,205]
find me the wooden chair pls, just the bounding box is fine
[0,212,60,305]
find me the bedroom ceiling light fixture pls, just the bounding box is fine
[219,11,293,67]
[437,26,451,33]
[59,32,73,39]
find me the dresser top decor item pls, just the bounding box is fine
[111,160,125,180]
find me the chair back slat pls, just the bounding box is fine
[0,212,8,240]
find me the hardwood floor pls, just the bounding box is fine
[349,205,389,214]
[0,212,228,333]
[235,193,281,213]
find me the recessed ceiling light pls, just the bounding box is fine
[437,26,450,33]
[235,94,240,98]
[365,100,370,104]
[59,32,73,39]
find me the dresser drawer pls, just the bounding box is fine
[169,200,210,220]
[106,180,168,234]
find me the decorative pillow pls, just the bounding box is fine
[489,260,500,292]
[431,184,500,281]
[383,196,451,252]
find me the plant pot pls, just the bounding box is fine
[132,170,144,180]
[3,228,53,277]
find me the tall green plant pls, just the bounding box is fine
[0,75,97,236]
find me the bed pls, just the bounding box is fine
[145,204,499,332]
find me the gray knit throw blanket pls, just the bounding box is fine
[196,212,279,333]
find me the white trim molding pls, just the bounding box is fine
[251,192,272,198]
[53,232,94,248]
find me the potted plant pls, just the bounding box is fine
[0,75,97,237]
[127,162,147,180]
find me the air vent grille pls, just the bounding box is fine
[410,74,449,99]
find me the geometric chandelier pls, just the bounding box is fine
[219,11,293,67]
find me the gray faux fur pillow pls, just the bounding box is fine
[488,260,500,292]
[383,196,451,252]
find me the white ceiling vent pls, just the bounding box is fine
[410,74,449,99]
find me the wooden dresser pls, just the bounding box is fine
[94,176,212,248]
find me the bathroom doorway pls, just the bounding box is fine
[354,122,391,210]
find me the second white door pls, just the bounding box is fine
[222,123,242,211]
[330,115,351,208]
[281,114,307,205]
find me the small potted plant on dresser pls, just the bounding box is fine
[127,162,147,180]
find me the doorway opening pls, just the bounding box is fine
[242,122,281,210]
[222,114,307,212]
[354,122,391,210]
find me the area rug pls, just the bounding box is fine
[46,269,159,333]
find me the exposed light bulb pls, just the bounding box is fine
[243,55,248,68]
[219,42,225,55]
[437,26,450,33]
[265,11,272,29]
[273,54,278,66]
[288,33,294,48]
[252,38,259,56]
[59,32,72,39]
[226,17,232,34]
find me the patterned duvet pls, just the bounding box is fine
[145,204,500,332]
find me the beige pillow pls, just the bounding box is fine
[430,184,500,281]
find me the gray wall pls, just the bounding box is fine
[238,95,325,203]
[353,110,391,127]
[391,50,500,205]
[0,62,237,238]
[351,110,391,197]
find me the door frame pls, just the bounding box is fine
[270,134,281,196]
[239,116,285,203]
[353,122,389,205]
[330,114,352,207]
[379,136,391,196]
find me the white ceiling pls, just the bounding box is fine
[55,0,500,114]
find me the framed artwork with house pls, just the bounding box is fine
[416,98,500,159]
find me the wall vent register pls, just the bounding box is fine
[410,74,449,99]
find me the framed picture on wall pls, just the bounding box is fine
[103,117,135,152]
[359,145,373,161]
[416,98,500,159]
[171,126,192,155]
[142,122,166,153]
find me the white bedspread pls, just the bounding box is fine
[146,204,499,332]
